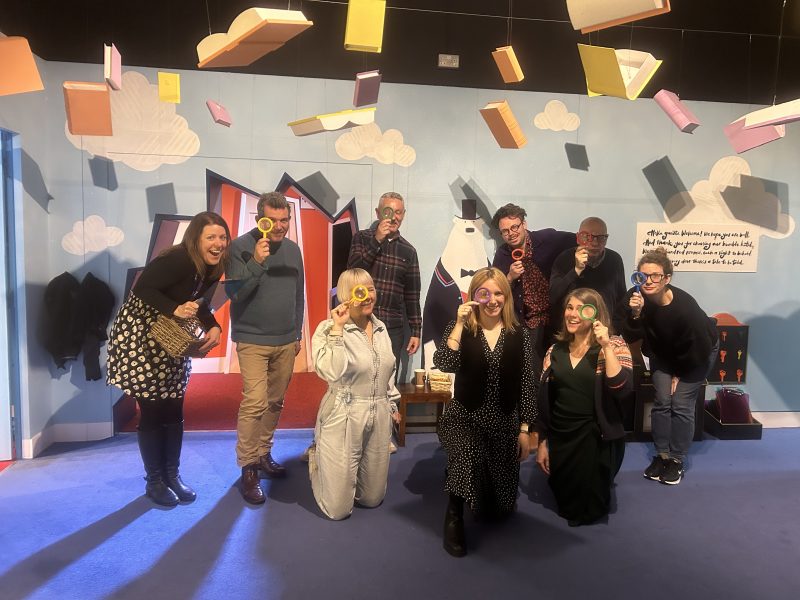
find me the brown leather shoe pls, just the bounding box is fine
[258,452,287,478]
[240,464,265,504]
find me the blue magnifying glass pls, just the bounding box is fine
[631,271,647,294]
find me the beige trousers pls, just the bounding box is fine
[235,341,295,467]
[309,391,392,520]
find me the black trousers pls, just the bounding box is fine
[137,397,184,431]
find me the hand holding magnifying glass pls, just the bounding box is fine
[576,230,592,246]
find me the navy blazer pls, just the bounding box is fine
[492,228,576,324]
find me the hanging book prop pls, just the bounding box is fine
[103,43,122,90]
[353,70,382,106]
[577,44,661,100]
[197,7,313,68]
[723,119,785,154]
[654,90,699,133]
[492,46,524,83]
[479,100,527,149]
[0,36,44,96]
[344,0,386,53]
[742,98,800,129]
[206,100,232,126]
[288,107,376,136]
[567,0,671,33]
[158,72,180,103]
[63,82,113,136]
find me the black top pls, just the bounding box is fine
[549,247,626,333]
[133,246,221,332]
[619,285,717,377]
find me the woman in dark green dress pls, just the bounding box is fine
[536,288,633,526]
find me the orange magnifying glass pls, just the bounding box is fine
[257,217,274,239]
[511,248,524,261]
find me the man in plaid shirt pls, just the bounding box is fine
[347,192,422,380]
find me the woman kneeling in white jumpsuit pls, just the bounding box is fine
[309,268,401,520]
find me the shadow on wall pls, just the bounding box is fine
[21,149,53,212]
[642,156,694,221]
[745,302,800,410]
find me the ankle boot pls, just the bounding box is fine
[443,494,466,557]
[240,464,265,505]
[163,421,196,502]
[137,428,179,507]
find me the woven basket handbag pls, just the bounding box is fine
[148,314,205,358]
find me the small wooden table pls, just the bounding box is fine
[396,382,451,446]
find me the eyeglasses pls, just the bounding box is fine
[640,272,666,283]
[587,234,609,243]
[499,223,523,237]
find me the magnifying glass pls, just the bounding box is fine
[257,217,274,239]
[350,284,369,305]
[631,271,647,293]
[473,287,491,304]
[576,230,592,246]
[578,303,597,322]
[511,248,524,261]
[381,206,394,221]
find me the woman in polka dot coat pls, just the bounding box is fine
[107,212,230,507]
[434,267,537,557]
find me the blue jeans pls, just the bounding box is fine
[650,343,718,462]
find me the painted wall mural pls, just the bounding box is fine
[64,71,200,171]
[335,122,416,166]
[61,215,124,255]
[533,99,581,131]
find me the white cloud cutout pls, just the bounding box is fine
[665,156,795,239]
[65,71,200,172]
[62,215,124,255]
[335,122,416,167]
[533,100,580,131]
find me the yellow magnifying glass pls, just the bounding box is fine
[350,284,369,305]
[257,217,274,239]
[381,206,394,221]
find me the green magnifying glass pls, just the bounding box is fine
[579,303,597,322]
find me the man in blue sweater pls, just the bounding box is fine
[227,192,305,504]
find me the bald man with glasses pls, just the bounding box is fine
[549,217,626,333]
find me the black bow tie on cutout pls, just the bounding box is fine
[460,269,478,278]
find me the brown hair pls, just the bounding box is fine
[166,211,230,280]
[257,191,291,218]
[554,287,613,345]
[464,267,518,334]
[637,246,673,276]
[491,203,527,230]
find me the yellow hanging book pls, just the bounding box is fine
[344,0,386,53]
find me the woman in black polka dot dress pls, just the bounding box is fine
[107,212,229,506]
[434,267,537,557]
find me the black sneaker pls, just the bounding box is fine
[643,456,666,481]
[660,459,684,485]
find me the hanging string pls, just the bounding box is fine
[677,29,685,96]
[747,34,752,105]
[506,0,513,47]
[204,0,212,35]
[772,0,788,105]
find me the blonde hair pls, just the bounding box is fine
[336,268,374,304]
[554,287,613,346]
[464,267,518,334]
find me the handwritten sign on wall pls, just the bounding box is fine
[635,223,759,272]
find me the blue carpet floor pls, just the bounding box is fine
[1,429,798,600]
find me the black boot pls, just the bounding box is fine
[163,421,196,503]
[443,494,466,557]
[137,428,179,507]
